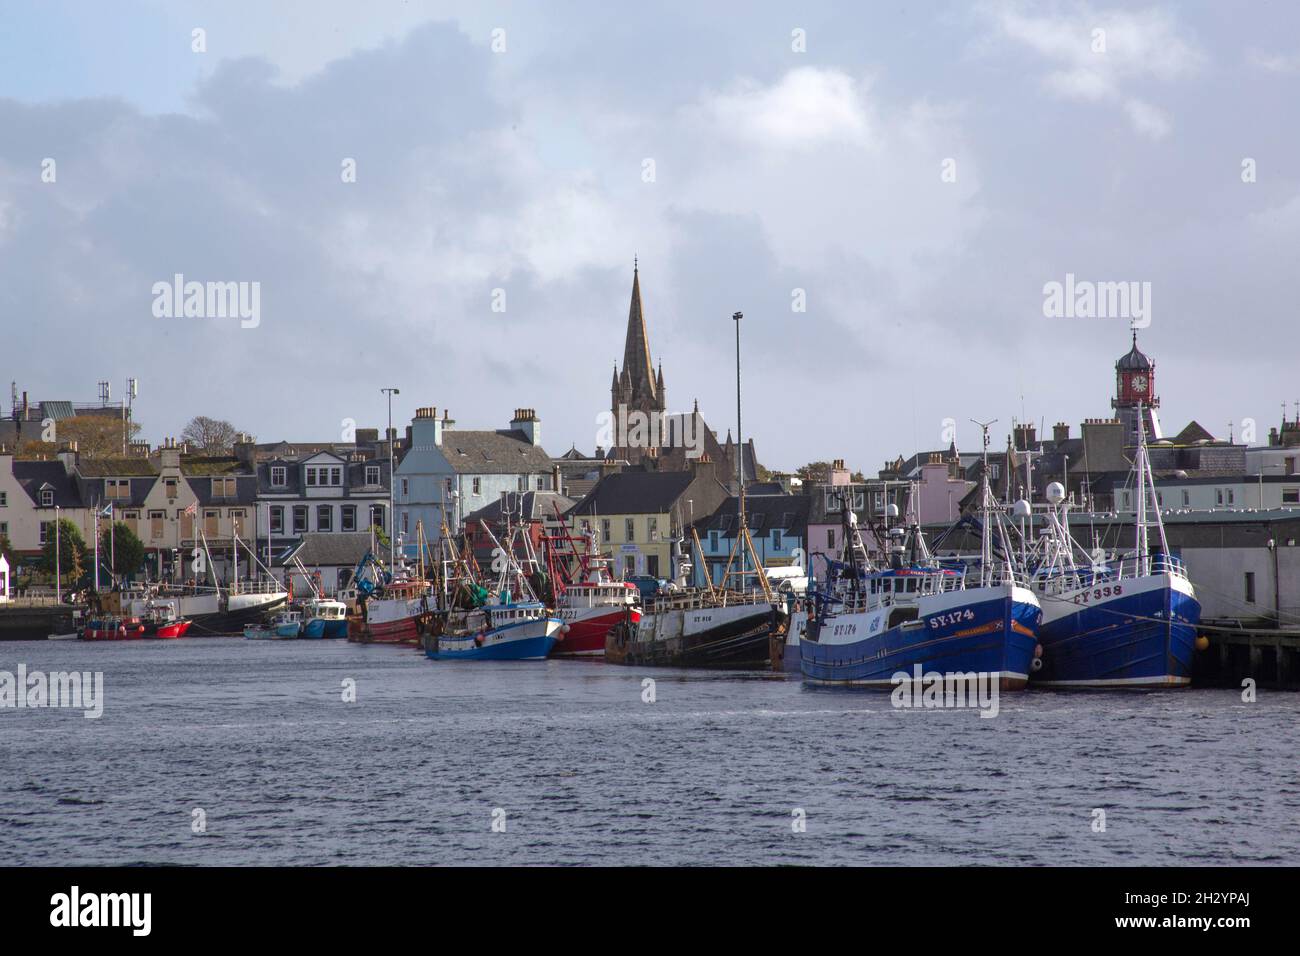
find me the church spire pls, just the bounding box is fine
[620,261,658,405]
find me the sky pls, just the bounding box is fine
[2,0,1299,472]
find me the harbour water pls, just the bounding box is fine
[1,638,1297,866]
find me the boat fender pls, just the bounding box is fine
[1033,643,1043,659]
[1194,635,1209,652]
[561,623,570,634]
[1030,657,1043,673]
[474,633,485,646]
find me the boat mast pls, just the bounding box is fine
[971,419,998,587]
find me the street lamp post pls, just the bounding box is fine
[381,387,401,570]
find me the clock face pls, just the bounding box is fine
[1131,374,1148,392]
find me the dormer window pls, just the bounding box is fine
[40,489,53,507]
[105,478,131,499]
[271,466,286,487]
[365,465,380,486]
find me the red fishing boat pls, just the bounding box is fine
[142,603,193,639]
[82,615,146,641]
[544,523,641,658]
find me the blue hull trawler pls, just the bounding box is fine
[800,427,1042,690]
[1025,405,1202,687]
[424,508,561,662]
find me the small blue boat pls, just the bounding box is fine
[244,609,303,640]
[301,599,349,639]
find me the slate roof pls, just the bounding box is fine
[692,493,810,535]
[439,430,553,474]
[568,470,694,516]
[464,491,577,526]
[12,461,84,508]
[77,458,158,477]
[274,532,373,568]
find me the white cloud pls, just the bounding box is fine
[698,67,875,150]
[1248,49,1300,73]
[982,3,1203,138]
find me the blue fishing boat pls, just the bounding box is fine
[801,436,1041,690]
[425,597,562,661]
[1026,409,1201,687]
[244,609,302,640]
[301,599,349,639]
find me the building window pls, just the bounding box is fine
[647,555,660,578]
[330,467,341,486]
[1226,489,1235,506]
[401,478,409,497]
[517,476,527,492]
[317,505,332,532]
[204,510,219,536]
[1215,489,1223,506]
[293,506,308,534]
[0,491,6,507]
[623,556,635,576]
[709,531,719,551]
[270,507,284,534]
[537,477,546,490]
[106,478,131,499]
[365,465,381,486]
[341,505,356,532]
[773,529,783,550]
[271,466,286,487]
[402,511,409,534]
[648,517,658,541]
[601,519,611,543]
[306,467,317,487]
[0,521,7,536]
[1245,571,1256,604]
[827,529,836,549]
[445,478,453,494]
[41,489,53,507]
[230,510,245,535]
[150,511,165,539]
[39,521,51,545]
[370,505,384,529]
[625,518,635,542]
[1181,490,1191,507]
[472,477,482,496]
[164,479,178,498]
[1283,488,1299,505]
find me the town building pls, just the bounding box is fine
[395,406,557,549]
[690,492,809,587]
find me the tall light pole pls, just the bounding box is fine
[381,387,400,569]
[733,311,745,580]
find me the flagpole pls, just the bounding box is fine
[93,500,100,593]
[109,505,115,587]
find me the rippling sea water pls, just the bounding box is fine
[0,637,1296,866]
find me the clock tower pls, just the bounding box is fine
[1112,330,1162,445]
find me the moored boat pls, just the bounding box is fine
[552,546,642,657]
[605,588,780,668]
[425,598,562,660]
[800,445,1041,690]
[1026,410,1201,688]
[302,599,349,639]
[82,615,145,641]
[244,609,302,640]
[142,602,192,639]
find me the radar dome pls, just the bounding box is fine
[1046,482,1066,504]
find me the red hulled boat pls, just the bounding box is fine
[82,615,146,641]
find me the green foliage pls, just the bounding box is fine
[100,521,146,579]
[39,518,85,580]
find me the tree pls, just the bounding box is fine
[18,415,141,459]
[0,532,13,565]
[39,518,86,582]
[180,416,241,453]
[796,461,833,483]
[100,521,146,580]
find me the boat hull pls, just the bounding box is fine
[302,618,349,639]
[1032,573,1199,688]
[800,585,1039,689]
[552,606,640,657]
[605,602,778,669]
[426,617,562,661]
[147,619,192,639]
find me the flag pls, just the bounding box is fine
[100,503,113,518]
[184,501,197,517]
